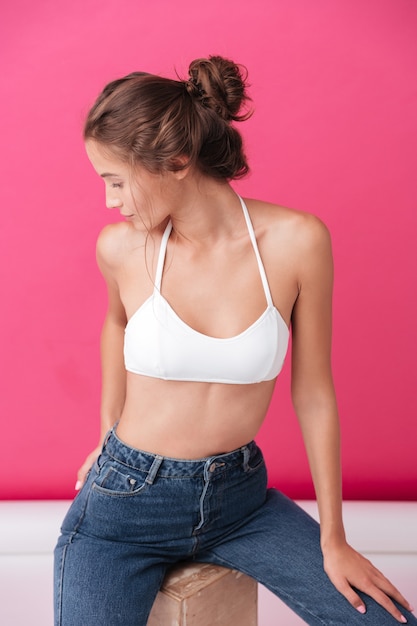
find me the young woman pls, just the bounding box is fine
[54,56,415,625]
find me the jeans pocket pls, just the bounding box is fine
[92,463,149,497]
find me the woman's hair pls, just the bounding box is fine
[84,55,252,180]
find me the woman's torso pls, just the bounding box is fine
[110,197,303,458]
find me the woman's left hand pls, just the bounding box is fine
[322,541,413,623]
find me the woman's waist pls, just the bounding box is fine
[119,374,274,457]
[116,411,261,460]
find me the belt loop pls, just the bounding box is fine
[103,421,120,450]
[145,455,164,485]
[203,458,212,481]
[241,445,250,472]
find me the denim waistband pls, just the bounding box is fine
[102,428,257,480]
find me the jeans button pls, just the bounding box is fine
[209,462,216,473]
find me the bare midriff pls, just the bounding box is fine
[115,373,277,458]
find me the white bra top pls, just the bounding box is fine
[124,196,290,384]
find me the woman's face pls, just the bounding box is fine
[85,140,171,230]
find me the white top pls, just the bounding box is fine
[124,197,289,384]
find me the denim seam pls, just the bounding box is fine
[55,543,64,625]
[55,536,73,626]
[71,484,93,536]
[91,482,150,498]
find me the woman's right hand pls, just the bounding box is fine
[75,445,102,491]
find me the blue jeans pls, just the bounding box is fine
[54,429,416,625]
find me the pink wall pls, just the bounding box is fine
[1,0,416,500]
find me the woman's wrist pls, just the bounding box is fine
[320,528,347,552]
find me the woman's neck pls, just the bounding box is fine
[167,175,243,246]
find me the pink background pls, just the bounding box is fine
[1,0,416,501]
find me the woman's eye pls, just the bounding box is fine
[111,183,122,189]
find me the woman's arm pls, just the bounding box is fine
[76,225,127,488]
[291,216,343,545]
[290,215,412,623]
[98,295,127,440]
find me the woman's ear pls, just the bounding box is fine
[170,155,191,180]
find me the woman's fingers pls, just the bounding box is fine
[330,575,367,614]
[371,573,414,619]
[324,546,413,623]
[331,573,409,622]
[75,446,101,490]
[75,460,90,491]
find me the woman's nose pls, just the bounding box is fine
[106,191,122,210]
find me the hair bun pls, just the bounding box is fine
[187,55,251,122]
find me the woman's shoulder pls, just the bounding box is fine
[96,221,147,273]
[245,198,330,249]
